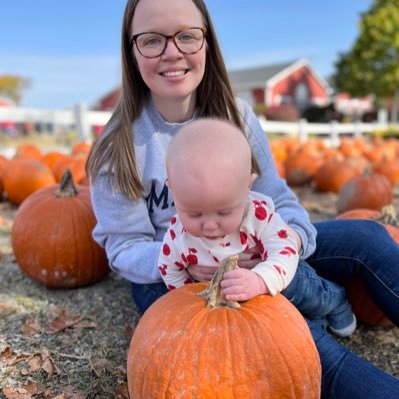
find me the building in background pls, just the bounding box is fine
[93,58,373,120]
[228,58,331,113]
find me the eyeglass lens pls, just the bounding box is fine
[135,28,204,58]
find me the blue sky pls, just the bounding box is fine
[1,1,372,109]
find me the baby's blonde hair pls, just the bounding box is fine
[166,118,252,186]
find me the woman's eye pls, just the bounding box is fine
[141,36,162,47]
[178,33,195,42]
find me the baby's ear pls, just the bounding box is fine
[249,173,257,188]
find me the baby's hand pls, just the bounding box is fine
[220,268,268,302]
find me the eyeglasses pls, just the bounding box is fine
[131,27,207,58]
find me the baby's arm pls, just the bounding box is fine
[158,229,194,290]
[222,205,299,301]
[251,211,299,296]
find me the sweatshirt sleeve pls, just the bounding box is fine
[249,200,299,295]
[90,171,163,284]
[238,98,317,259]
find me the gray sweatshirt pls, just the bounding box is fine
[90,98,316,284]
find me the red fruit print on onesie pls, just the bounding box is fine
[279,246,297,256]
[240,231,248,245]
[159,264,167,276]
[186,247,198,265]
[170,229,176,240]
[250,234,265,258]
[253,199,267,220]
[170,216,177,225]
[175,261,185,270]
[162,243,171,256]
[184,278,193,285]
[277,229,288,239]
[274,264,287,276]
[168,284,176,290]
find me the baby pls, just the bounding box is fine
[159,118,356,337]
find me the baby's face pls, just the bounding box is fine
[172,173,250,240]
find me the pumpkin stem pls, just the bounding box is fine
[56,168,78,197]
[197,255,240,309]
[375,205,399,226]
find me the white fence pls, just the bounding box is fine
[0,105,396,145]
[257,116,394,147]
[0,104,112,141]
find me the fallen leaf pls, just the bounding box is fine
[22,317,42,336]
[3,381,45,398]
[0,303,16,316]
[90,357,115,376]
[115,382,130,399]
[46,308,82,334]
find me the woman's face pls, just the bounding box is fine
[131,0,206,109]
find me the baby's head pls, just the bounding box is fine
[166,118,257,239]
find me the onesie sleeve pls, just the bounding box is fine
[248,197,299,295]
[158,218,195,290]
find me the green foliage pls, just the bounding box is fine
[0,75,31,104]
[332,0,399,99]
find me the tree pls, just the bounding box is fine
[0,75,31,105]
[332,0,399,122]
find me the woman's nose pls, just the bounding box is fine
[162,39,182,58]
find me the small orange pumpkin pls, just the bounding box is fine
[336,169,392,213]
[2,157,56,205]
[12,169,109,288]
[127,257,321,399]
[336,206,396,326]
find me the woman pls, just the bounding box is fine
[86,0,399,397]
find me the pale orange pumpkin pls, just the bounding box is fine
[11,169,109,288]
[127,258,321,399]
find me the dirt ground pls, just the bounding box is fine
[0,186,398,398]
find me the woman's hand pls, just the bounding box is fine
[237,246,261,269]
[187,264,218,282]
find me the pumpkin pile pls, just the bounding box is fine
[0,141,91,205]
[127,256,321,399]
[271,136,398,326]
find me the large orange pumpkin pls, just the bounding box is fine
[127,258,321,399]
[336,206,396,326]
[12,169,110,288]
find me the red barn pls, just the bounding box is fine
[228,58,331,112]
[93,87,122,111]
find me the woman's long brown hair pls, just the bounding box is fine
[86,0,260,200]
